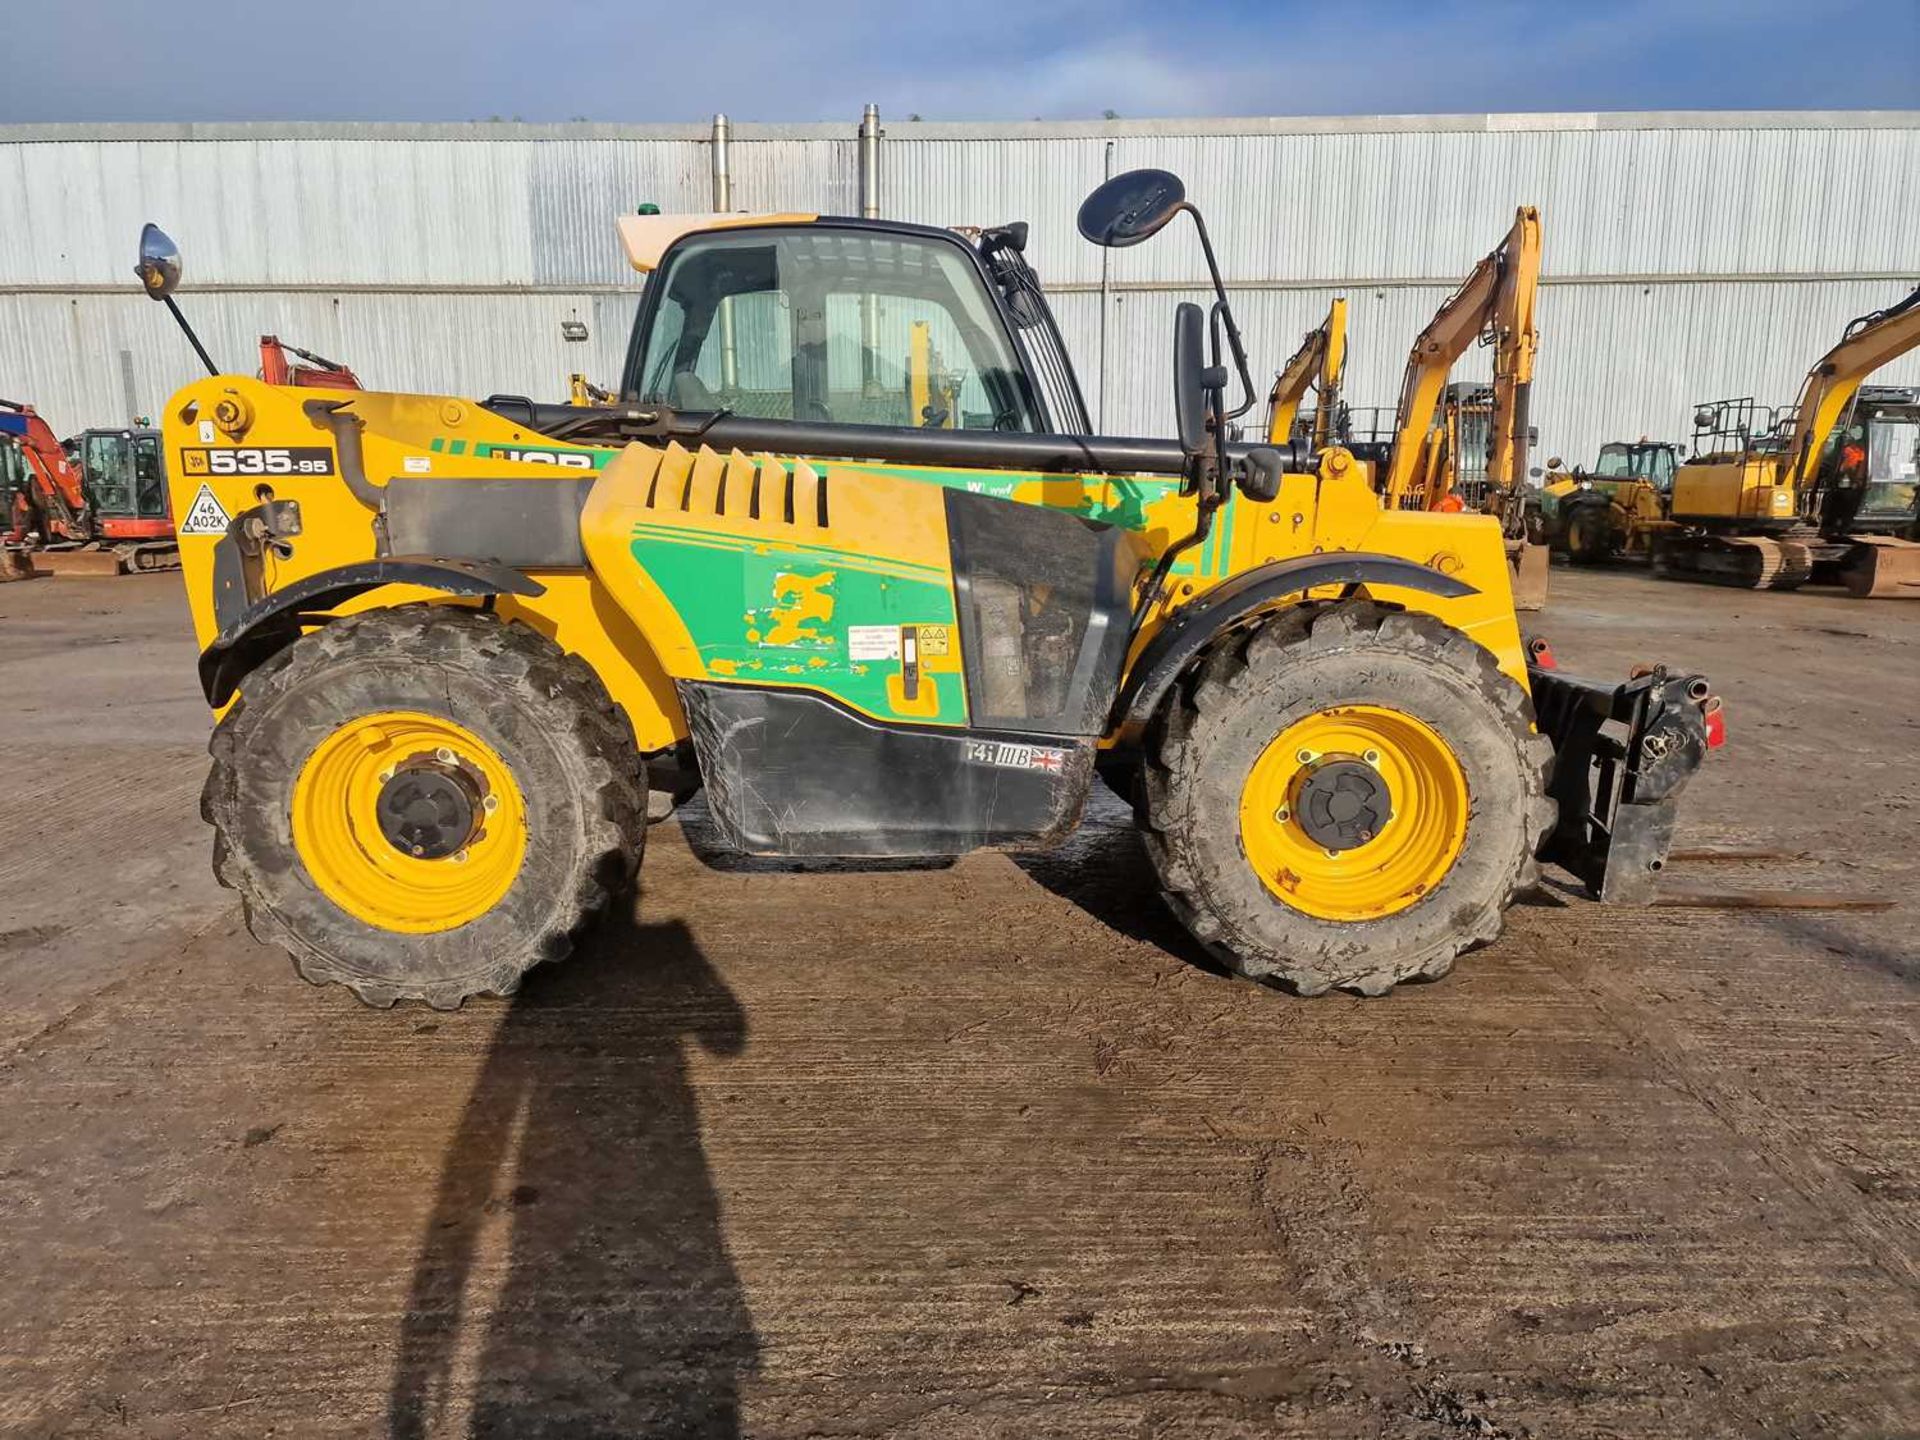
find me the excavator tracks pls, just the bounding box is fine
[1653,534,1815,590]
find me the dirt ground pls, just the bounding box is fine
[1,565,1915,1439]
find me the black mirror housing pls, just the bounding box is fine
[1078,169,1186,248]
[1239,447,1284,502]
[1171,302,1210,457]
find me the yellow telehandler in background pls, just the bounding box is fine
[135,171,1715,1009]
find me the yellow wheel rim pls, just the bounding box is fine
[290,710,527,933]
[1237,705,1469,922]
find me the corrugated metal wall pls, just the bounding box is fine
[3,113,1916,465]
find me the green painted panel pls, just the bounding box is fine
[628,524,966,726]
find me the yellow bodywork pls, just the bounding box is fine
[1669,455,1796,525]
[164,375,1531,752]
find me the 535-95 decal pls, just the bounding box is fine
[181,446,335,477]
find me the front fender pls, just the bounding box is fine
[1111,551,1477,739]
[197,556,543,706]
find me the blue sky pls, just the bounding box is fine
[4,0,1915,122]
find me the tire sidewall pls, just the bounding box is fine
[223,645,604,988]
[1178,642,1536,980]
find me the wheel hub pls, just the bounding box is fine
[1289,757,1393,853]
[375,761,484,860]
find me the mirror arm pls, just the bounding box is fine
[165,296,220,377]
[1180,202,1256,420]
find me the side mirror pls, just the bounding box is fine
[1529,466,1544,479]
[1545,456,1563,469]
[136,224,182,299]
[1171,302,1211,458]
[1077,168,1186,248]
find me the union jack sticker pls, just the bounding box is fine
[966,740,1067,773]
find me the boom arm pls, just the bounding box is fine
[1265,298,1348,448]
[1381,207,1541,509]
[1786,282,1920,489]
[1,399,91,541]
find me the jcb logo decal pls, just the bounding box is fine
[476,445,599,469]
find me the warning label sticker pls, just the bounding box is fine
[847,624,900,663]
[914,623,952,657]
[178,484,232,536]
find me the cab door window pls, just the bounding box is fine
[629,228,1044,432]
[83,434,134,516]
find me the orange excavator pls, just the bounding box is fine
[258,336,363,391]
[3,399,180,575]
[3,398,94,548]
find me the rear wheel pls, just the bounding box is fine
[1142,602,1552,996]
[202,606,645,1008]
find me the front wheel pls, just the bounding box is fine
[1142,602,1553,996]
[202,606,645,1008]
[1564,502,1613,565]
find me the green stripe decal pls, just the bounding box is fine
[628,527,966,726]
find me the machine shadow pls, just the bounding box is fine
[1011,780,1229,977]
[388,912,757,1440]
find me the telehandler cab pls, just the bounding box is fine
[140,172,1717,1009]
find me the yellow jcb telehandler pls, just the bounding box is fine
[136,170,1718,1009]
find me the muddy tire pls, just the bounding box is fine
[1141,602,1553,996]
[202,605,645,1008]
[1564,502,1613,565]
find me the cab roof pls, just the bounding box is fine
[617,212,820,273]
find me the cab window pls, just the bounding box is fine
[83,433,135,515]
[132,435,167,518]
[627,228,1045,432]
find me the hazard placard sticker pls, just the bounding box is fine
[178,484,232,536]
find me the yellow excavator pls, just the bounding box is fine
[1664,283,1920,597]
[1265,298,1347,449]
[1379,206,1547,609]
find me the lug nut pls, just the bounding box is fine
[482,794,500,813]
[452,849,469,864]
[1274,805,1290,822]
[378,769,394,783]
[1363,749,1381,765]
[434,747,456,764]
[1296,749,1315,764]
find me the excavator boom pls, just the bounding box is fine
[1266,298,1347,449]
[1786,283,1920,490]
[1,399,91,544]
[1382,207,1540,510]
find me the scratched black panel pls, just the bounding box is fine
[681,682,1093,858]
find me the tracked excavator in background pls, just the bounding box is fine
[1376,207,1547,610]
[133,174,1718,1010]
[2,400,179,575]
[1663,283,1920,598]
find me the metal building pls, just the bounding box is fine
[3,111,1916,466]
